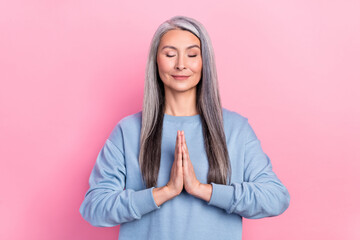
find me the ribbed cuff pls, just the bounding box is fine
[132,187,160,217]
[207,183,234,212]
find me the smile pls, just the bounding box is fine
[172,75,190,80]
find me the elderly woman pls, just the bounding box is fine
[79,15,290,240]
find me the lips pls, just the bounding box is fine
[172,75,190,80]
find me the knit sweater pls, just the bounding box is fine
[79,107,290,240]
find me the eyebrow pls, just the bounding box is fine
[160,44,201,51]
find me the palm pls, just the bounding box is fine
[180,131,200,195]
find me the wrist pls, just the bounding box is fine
[191,183,213,202]
[152,185,175,207]
[164,184,180,199]
[188,180,202,196]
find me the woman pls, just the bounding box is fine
[79,15,290,240]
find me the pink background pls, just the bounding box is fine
[1,1,359,239]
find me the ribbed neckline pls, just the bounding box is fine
[164,113,201,123]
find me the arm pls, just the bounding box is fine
[79,137,161,227]
[207,121,290,219]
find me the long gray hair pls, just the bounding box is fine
[139,15,231,188]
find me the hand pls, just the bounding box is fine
[165,130,184,197]
[181,130,202,196]
[156,130,212,205]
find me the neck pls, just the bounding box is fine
[164,87,198,116]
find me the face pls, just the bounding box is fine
[156,29,202,94]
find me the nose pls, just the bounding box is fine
[175,54,186,70]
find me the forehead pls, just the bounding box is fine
[159,29,200,48]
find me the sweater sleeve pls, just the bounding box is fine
[207,121,290,219]
[79,129,160,227]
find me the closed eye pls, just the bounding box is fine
[165,54,197,58]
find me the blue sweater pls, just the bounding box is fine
[79,107,290,240]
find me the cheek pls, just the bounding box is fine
[190,59,202,73]
[157,56,173,73]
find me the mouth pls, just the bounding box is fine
[171,75,190,80]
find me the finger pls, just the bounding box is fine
[182,131,187,151]
[177,131,183,168]
[181,132,184,152]
[182,144,188,172]
[182,131,188,151]
[182,131,188,157]
[175,131,178,155]
[182,134,188,168]
[182,132,192,169]
[178,130,182,154]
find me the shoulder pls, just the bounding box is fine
[222,107,257,142]
[108,110,142,143]
[118,110,142,129]
[222,107,249,127]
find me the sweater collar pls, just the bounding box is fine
[163,113,201,123]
